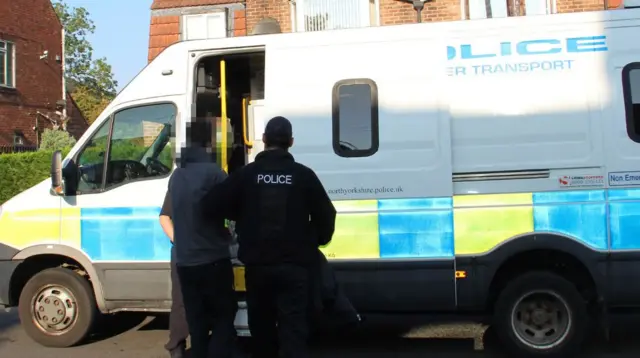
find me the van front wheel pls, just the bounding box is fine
[493,271,588,358]
[18,267,97,348]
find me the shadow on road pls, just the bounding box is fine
[0,311,19,332]
[81,313,150,345]
[0,311,20,349]
[125,314,640,356]
[4,310,640,357]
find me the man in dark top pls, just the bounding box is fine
[159,190,189,358]
[208,116,337,358]
[170,121,237,358]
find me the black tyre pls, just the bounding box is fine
[493,271,589,358]
[18,267,98,348]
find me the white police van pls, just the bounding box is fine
[1,2,640,357]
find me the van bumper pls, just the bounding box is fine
[0,260,20,308]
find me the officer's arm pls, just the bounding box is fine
[308,170,336,246]
[204,169,243,221]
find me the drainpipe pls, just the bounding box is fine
[61,28,67,120]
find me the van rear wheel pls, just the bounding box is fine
[18,267,97,348]
[493,271,588,358]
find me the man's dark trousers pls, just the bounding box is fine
[165,246,189,353]
[177,259,237,358]
[245,264,310,358]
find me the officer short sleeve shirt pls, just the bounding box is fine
[160,190,172,218]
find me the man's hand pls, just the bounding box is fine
[159,215,174,242]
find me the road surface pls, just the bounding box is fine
[1,310,639,357]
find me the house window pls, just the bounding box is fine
[182,13,227,40]
[0,40,15,88]
[464,0,555,20]
[294,0,378,32]
[623,63,640,143]
[332,79,379,158]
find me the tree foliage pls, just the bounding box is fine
[52,0,117,123]
[72,85,111,124]
[39,128,77,151]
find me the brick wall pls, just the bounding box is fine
[557,0,605,12]
[380,0,461,25]
[0,0,88,146]
[245,0,290,34]
[234,9,248,36]
[142,121,165,146]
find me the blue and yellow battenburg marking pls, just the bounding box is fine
[3,189,640,261]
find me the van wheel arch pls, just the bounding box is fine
[10,249,106,312]
[485,247,600,313]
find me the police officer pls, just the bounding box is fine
[159,189,189,358]
[208,116,337,358]
[170,120,237,358]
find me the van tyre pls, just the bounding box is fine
[493,271,588,358]
[18,267,97,348]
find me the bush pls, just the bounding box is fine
[39,129,76,152]
[0,149,68,204]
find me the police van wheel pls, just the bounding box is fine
[493,271,588,358]
[18,267,97,348]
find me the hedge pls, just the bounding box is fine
[0,149,70,204]
[0,143,172,205]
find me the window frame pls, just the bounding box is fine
[622,62,640,143]
[293,0,378,32]
[331,78,379,158]
[461,0,556,20]
[0,40,16,88]
[70,101,178,195]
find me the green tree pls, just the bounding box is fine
[72,85,111,124]
[39,128,77,151]
[52,0,118,121]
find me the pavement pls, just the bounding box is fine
[2,310,640,358]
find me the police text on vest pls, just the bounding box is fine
[257,174,292,185]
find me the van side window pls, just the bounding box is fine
[332,78,379,157]
[74,103,176,193]
[623,63,640,143]
[76,119,112,192]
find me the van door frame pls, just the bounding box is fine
[188,46,266,172]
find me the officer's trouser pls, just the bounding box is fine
[165,246,189,352]
[177,259,238,358]
[245,264,310,358]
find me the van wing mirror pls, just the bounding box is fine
[50,150,63,195]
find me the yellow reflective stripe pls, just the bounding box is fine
[453,193,534,255]
[320,210,380,259]
[0,208,75,249]
[233,266,246,291]
[320,200,379,259]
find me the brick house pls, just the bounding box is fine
[0,0,88,148]
[149,0,626,62]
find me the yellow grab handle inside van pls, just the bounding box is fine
[220,59,228,173]
[242,97,253,148]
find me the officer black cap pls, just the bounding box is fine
[264,116,293,147]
